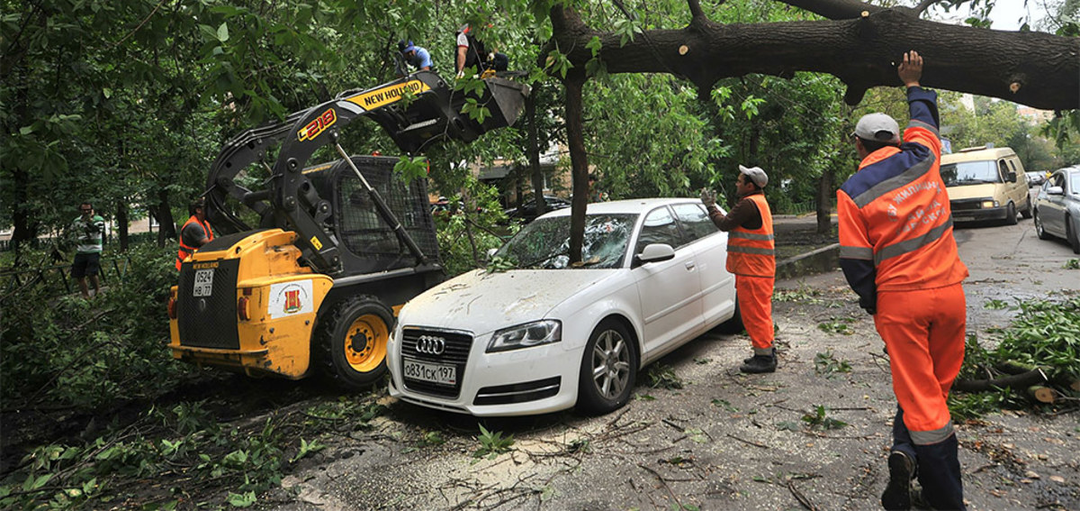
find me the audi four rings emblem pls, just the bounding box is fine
[415,335,446,355]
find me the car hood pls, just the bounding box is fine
[946,183,999,200]
[400,268,619,333]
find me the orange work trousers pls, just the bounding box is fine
[874,283,966,443]
[736,275,774,352]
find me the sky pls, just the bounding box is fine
[928,0,1050,31]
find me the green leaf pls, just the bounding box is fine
[217,23,230,42]
[227,491,256,508]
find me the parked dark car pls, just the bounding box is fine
[1034,166,1080,253]
[503,195,571,223]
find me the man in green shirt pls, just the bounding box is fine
[70,202,105,299]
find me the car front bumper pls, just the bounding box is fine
[950,203,1009,223]
[388,329,581,417]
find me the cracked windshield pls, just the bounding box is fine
[940,160,1002,185]
[495,214,637,269]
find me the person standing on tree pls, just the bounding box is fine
[838,50,968,511]
[176,197,214,271]
[70,202,105,299]
[454,23,507,78]
[701,165,777,374]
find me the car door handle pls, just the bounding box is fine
[685,262,695,271]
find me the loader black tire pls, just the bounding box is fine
[315,295,394,390]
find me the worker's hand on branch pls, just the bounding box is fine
[898,50,922,88]
[700,188,716,208]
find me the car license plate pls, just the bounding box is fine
[193,269,214,297]
[402,358,456,385]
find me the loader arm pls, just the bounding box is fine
[203,71,529,275]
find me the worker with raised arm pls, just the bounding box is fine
[838,51,968,511]
[702,165,776,374]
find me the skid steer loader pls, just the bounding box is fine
[168,70,529,389]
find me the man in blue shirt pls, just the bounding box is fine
[398,40,432,74]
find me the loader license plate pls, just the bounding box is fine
[402,358,456,385]
[193,269,214,297]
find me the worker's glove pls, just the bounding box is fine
[455,70,465,79]
[859,296,876,316]
[700,188,717,208]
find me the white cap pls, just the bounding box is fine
[854,113,900,144]
[739,165,768,188]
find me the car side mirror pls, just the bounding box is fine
[1007,171,1017,183]
[635,243,676,265]
[1047,186,1065,196]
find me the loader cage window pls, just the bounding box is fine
[333,162,440,273]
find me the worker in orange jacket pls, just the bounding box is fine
[838,51,968,511]
[702,165,776,373]
[176,197,214,270]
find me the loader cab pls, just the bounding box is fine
[302,155,441,276]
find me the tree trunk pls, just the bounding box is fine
[155,188,177,247]
[10,167,35,252]
[565,73,588,265]
[816,169,833,234]
[116,200,129,252]
[526,93,546,218]
[547,7,1078,110]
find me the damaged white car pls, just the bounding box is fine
[387,198,741,416]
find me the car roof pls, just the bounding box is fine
[941,146,1017,163]
[537,198,701,219]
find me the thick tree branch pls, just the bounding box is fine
[774,0,886,20]
[550,8,1080,110]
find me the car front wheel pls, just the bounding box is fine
[577,319,638,415]
[1035,209,1052,240]
[1005,202,1018,225]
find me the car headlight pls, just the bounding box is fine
[487,320,562,353]
[981,200,998,208]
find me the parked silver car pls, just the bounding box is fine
[1034,166,1080,254]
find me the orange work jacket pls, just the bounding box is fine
[837,88,967,296]
[726,194,775,277]
[176,215,213,270]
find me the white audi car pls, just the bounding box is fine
[387,198,741,416]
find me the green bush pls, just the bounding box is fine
[0,243,197,410]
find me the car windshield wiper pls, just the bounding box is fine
[519,250,569,269]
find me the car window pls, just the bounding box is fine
[495,214,637,269]
[941,160,999,185]
[998,160,1010,181]
[634,207,685,255]
[672,203,718,243]
[1069,172,1079,195]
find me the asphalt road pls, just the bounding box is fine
[258,213,1079,511]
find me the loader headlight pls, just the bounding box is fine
[487,320,561,353]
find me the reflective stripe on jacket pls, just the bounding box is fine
[837,87,968,303]
[175,215,213,270]
[726,194,775,277]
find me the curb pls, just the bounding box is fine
[776,243,840,281]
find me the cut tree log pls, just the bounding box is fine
[1027,385,1057,404]
[953,369,1048,393]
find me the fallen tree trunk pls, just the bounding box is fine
[1027,385,1057,404]
[953,368,1048,393]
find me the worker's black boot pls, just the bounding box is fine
[913,435,966,511]
[739,348,776,373]
[881,450,916,510]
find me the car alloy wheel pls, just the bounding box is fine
[1035,209,1052,240]
[577,319,637,415]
